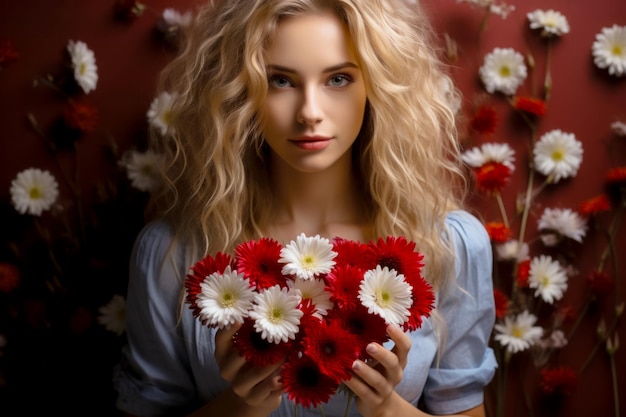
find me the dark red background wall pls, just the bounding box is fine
[1,1,625,416]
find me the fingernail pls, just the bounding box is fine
[352,360,362,370]
[366,343,377,354]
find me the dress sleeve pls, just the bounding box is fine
[422,210,498,415]
[114,221,198,417]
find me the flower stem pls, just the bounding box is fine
[318,404,326,417]
[610,353,621,417]
[543,40,553,102]
[566,296,592,341]
[495,191,510,228]
[579,313,621,373]
[343,392,354,417]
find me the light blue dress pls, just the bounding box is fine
[114,210,497,416]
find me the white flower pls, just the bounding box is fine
[533,129,583,183]
[592,25,626,77]
[162,8,192,27]
[528,255,568,304]
[479,47,527,95]
[495,239,529,261]
[358,265,413,327]
[120,150,163,192]
[147,91,179,136]
[287,277,333,318]
[527,9,570,37]
[538,207,587,244]
[494,310,544,354]
[537,330,568,349]
[196,266,256,327]
[462,143,516,170]
[67,40,98,94]
[10,168,59,216]
[279,233,337,280]
[249,285,303,344]
[457,0,515,19]
[611,121,626,136]
[97,294,126,336]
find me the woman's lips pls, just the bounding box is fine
[289,136,332,151]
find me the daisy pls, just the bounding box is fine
[538,207,587,244]
[279,233,337,280]
[161,8,192,27]
[457,0,515,19]
[232,318,292,367]
[249,285,303,343]
[527,10,570,37]
[195,266,256,327]
[612,121,626,136]
[592,25,626,77]
[288,277,333,318]
[97,294,126,336]
[358,265,413,327]
[462,143,515,170]
[10,168,59,216]
[479,47,527,95]
[528,255,568,304]
[494,310,544,353]
[235,237,285,289]
[147,91,179,136]
[280,354,339,408]
[533,129,583,183]
[67,40,98,94]
[495,239,529,261]
[302,319,360,381]
[185,252,237,318]
[119,149,163,192]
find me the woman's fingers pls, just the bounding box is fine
[387,324,411,369]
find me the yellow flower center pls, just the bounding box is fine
[612,45,623,57]
[376,290,391,307]
[220,292,235,308]
[512,326,523,338]
[79,62,87,76]
[302,255,315,269]
[551,149,564,161]
[163,110,173,125]
[269,308,283,323]
[499,66,511,77]
[29,187,43,200]
[541,275,550,287]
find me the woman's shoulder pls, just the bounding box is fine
[444,210,489,247]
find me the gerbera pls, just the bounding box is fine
[493,289,509,319]
[249,285,303,343]
[606,166,626,185]
[147,91,179,136]
[63,100,98,133]
[528,255,568,304]
[496,240,529,262]
[119,149,163,192]
[97,294,126,336]
[516,259,531,287]
[479,47,528,95]
[302,319,360,381]
[280,354,339,408]
[194,266,256,327]
[512,96,546,116]
[233,318,292,367]
[358,266,413,327]
[287,277,333,318]
[331,237,371,270]
[185,252,237,317]
[403,273,435,332]
[611,121,626,136]
[0,262,20,294]
[527,9,570,37]
[10,168,59,216]
[485,222,511,243]
[592,25,626,77]
[470,105,498,135]
[235,237,285,289]
[494,310,544,353]
[475,162,513,193]
[579,194,611,217]
[539,366,578,396]
[462,143,516,170]
[279,233,337,280]
[533,129,583,183]
[538,207,587,245]
[328,304,388,358]
[368,236,424,277]
[325,264,366,309]
[67,40,98,94]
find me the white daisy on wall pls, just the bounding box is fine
[527,9,570,37]
[119,149,163,192]
[592,24,626,77]
[97,294,126,336]
[494,310,544,354]
[533,129,583,183]
[538,207,587,245]
[528,255,568,304]
[495,239,529,262]
[479,47,528,95]
[10,168,60,216]
[461,142,516,170]
[147,91,179,136]
[67,40,98,94]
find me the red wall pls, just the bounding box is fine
[0,1,625,416]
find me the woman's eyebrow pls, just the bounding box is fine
[266,62,359,74]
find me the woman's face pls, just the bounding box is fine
[261,9,367,174]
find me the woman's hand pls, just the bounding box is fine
[214,324,285,413]
[343,324,412,417]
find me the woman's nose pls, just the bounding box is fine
[296,85,323,125]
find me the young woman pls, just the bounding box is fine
[114,1,497,416]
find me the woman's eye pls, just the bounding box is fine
[268,75,293,88]
[328,74,352,87]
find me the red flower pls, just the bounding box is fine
[303,319,360,381]
[513,96,547,116]
[516,259,530,288]
[280,354,339,408]
[493,289,509,319]
[606,166,626,184]
[403,273,435,332]
[235,237,285,289]
[470,106,498,135]
[475,162,513,193]
[63,100,98,133]
[586,271,613,297]
[539,366,578,396]
[0,38,18,66]
[233,318,291,367]
[579,194,611,217]
[327,305,388,359]
[485,222,511,243]
[0,262,20,293]
[367,236,424,278]
[184,252,237,318]
[325,265,365,309]
[331,237,372,270]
